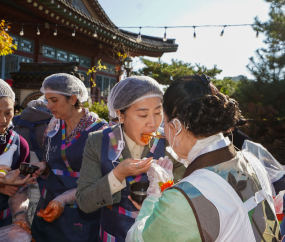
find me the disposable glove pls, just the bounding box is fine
[147,156,173,198]
[37,188,76,222]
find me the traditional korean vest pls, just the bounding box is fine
[99,127,165,242]
[0,130,21,227]
[171,139,281,241]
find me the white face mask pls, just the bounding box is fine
[169,118,182,149]
[167,119,189,167]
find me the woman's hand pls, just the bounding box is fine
[128,195,141,210]
[113,157,153,183]
[31,161,47,178]
[0,184,19,196]
[0,165,11,182]
[2,169,36,186]
[37,200,64,222]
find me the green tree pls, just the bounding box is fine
[133,57,222,85]
[246,0,285,116]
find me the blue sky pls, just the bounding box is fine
[98,0,271,79]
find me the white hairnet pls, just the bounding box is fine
[0,79,15,102]
[27,95,48,108]
[107,76,163,118]
[40,73,88,103]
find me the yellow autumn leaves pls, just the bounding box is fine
[0,20,17,56]
[86,60,107,87]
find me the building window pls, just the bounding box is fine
[96,75,116,97]
[101,62,116,74]
[20,39,33,53]
[42,45,90,67]
[12,36,19,47]
[43,46,56,59]
[57,50,68,62]
[80,57,91,68]
[2,55,33,80]
[10,35,34,53]
[69,54,80,62]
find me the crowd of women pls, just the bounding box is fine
[0,72,283,242]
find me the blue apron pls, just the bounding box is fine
[32,119,106,242]
[0,131,21,227]
[99,127,165,242]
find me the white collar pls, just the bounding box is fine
[186,133,230,166]
[123,131,145,152]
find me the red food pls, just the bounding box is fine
[36,201,64,222]
[159,180,174,192]
[141,133,153,145]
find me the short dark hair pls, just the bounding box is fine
[65,96,82,109]
[163,75,241,137]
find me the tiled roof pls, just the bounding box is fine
[45,0,178,52]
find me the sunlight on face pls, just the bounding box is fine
[122,97,163,146]
[45,90,74,120]
[0,97,14,134]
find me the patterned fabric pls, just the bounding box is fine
[43,108,107,144]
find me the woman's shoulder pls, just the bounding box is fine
[88,124,116,141]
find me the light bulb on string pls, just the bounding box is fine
[136,27,142,43]
[37,25,40,35]
[20,24,24,36]
[220,26,226,37]
[163,27,167,42]
[256,30,259,38]
[113,33,117,39]
[93,29,97,37]
[51,0,54,3]
[193,26,196,39]
[72,26,76,36]
[54,24,57,36]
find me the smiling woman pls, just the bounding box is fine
[76,76,185,242]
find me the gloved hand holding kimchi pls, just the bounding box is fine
[37,188,76,222]
[146,156,174,198]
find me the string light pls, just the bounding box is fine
[37,24,40,35]
[20,24,24,36]
[220,25,226,37]
[4,21,276,43]
[93,28,97,37]
[51,0,54,3]
[136,26,142,43]
[54,24,57,36]
[163,27,167,41]
[72,26,75,36]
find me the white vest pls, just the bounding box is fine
[178,140,275,242]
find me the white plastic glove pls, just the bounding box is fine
[37,188,76,222]
[147,156,174,198]
[274,190,285,214]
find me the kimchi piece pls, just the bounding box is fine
[159,180,174,192]
[141,133,153,145]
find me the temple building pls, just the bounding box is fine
[0,0,178,104]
